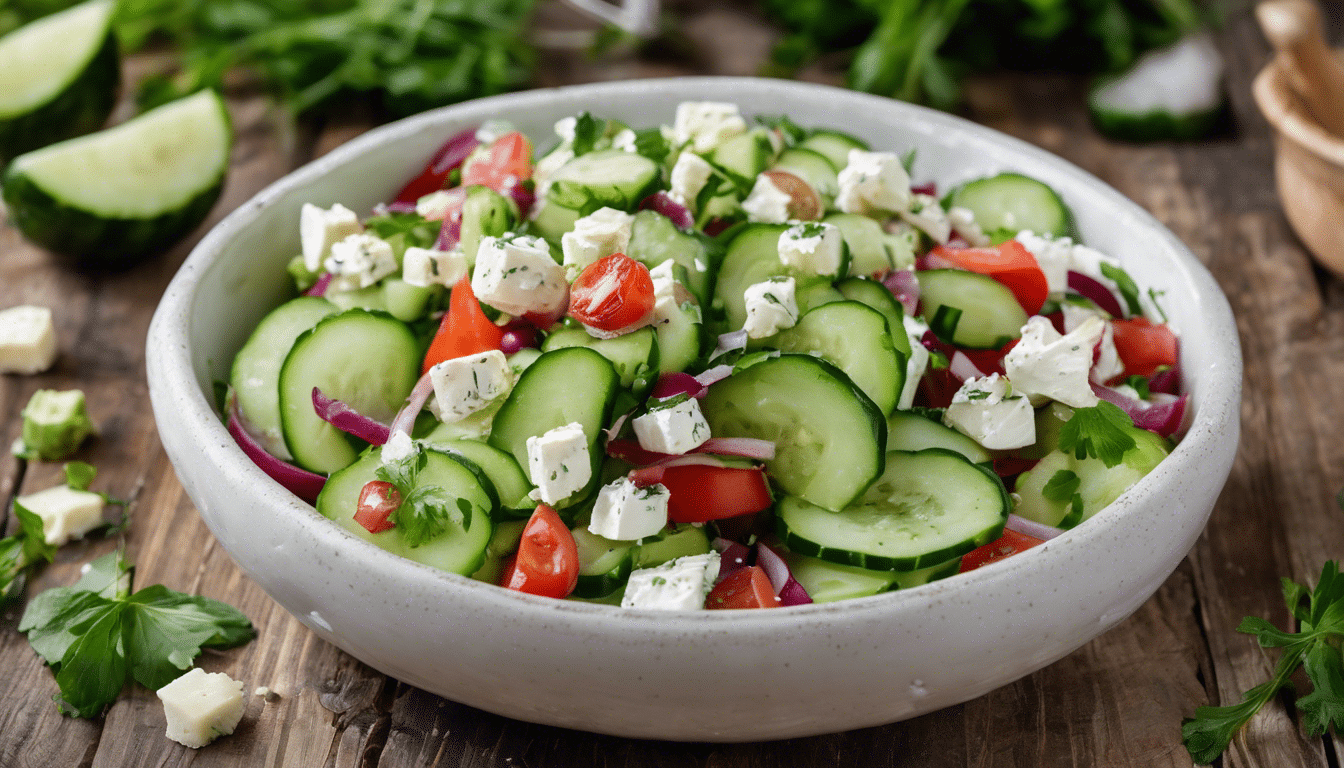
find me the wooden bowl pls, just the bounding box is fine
[1253,53,1344,278]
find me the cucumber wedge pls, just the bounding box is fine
[0,0,118,164]
[2,89,231,267]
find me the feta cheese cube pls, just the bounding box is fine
[401,246,468,288]
[1004,315,1104,408]
[943,374,1036,450]
[899,314,930,411]
[899,194,952,244]
[526,422,592,504]
[553,116,577,143]
[621,553,721,610]
[672,101,747,153]
[0,305,58,374]
[742,277,799,339]
[380,431,416,465]
[947,206,991,247]
[157,668,246,749]
[778,222,844,276]
[324,233,398,292]
[414,189,464,221]
[1062,304,1125,384]
[471,234,568,317]
[668,151,715,210]
[17,484,105,546]
[741,173,793,224]
[300,203,363,272]
[429,349,513,423]
[836,150,911,215]
[561,207,635,278]
[632,396,712,455]
[588,478,670,541]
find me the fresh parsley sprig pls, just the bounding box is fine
[0,503,58,603]
[375,443,476,547]
[1057,402,1136,469]
[19,551,255,718]
[1182,561,1344,764]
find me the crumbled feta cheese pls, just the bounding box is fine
[1004,315,1104,407]
[561,207,634,278]
[633,396,711,455]
[16,484,105,546]
[621,553,721,610]
[553,116,577,143]
[611,128,637,152]
[1062,304,1125,384]
[947,206,991,247]
[475,119,515,145]
[300,203,363,272]
[588,478,670,541]
[380,431,416,464]
[533,148,574,198]
[777,221,844,276]
[0,305,58,374]
[899,194,952,244]
[742,277,799,339]
[414,189,462,221]
[672,101,747,153]
[836,150,911,215]
[668,151,715,210]
[324,233,398,292]
[429,350,513,423]
[943,374,1036,450]
[649,259,681,324]
[471,234,568,317]
[899,313,930,411]
[157,668,246,749]
[1013,230,1072,295]
[526,422,592,504]
[401,246,468,288]
[741,173,793,224]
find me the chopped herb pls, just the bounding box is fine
[1099,263,1144,317]
[1057,402,1136,469]
[1124,375,1151,400]
[570,112,603,156]
[1041,470,1080,504]
[1148,288,1170,323]
[651,576,667,586]
[964,389,992,401]
[631,128,671,164]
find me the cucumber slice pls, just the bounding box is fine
[773,301,905,417]
[771,147,839,205]
[527,200,581,243]
[1088,33,1226,143]
[230,296,338,461]
[824,213,893,277]
[488,347,619,508]
[715,223,791,332]
[2,89,231,266]
[701,354,885,512]
[708,128,776,180]
[546,149,660,214]
[777,448,1009,571]
[572,527,635,598]
[782,550,960,603]
[279,309,420,474]
[798,130,868,172]
[1014,425,1170,528]
[422,437,534,518]
[655,300,703,375]
[625,209,722,306]
[542,326,659,397]
[834,276,910,357]
[459,185,518,263]
[316,448,495,576]
[0,0,118,164]
[885,410,991,464]
[946,172,1074,240]
[631,523,711,568]
[919,269,1028,349]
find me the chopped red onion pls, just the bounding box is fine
[652,372,706,399]
[694,364,735,389]
[1092,384,1188,437]
[880,269,920,316]
[312,388,390,445]
[911,182,937,197]
[379,201,417,215]
[1005,514,1064,541]
[1067,271,1125,319]
[702,218,734,237]
[696,437,775,460]
[507,182,536,219]
[434,211,463,251]
[606,438,670,467]
[756,544,812,606]
[713,539,752,583]
[393,127,479,204]
[917,250,959,271]
[628,454,728,487]
[303,272,332,297]
[227,403,326,503]
[948,351,985,382]
[523,295,569,332]
[709,331,748,362]
[390,371,436,437]
[1149,363,1181,395]
[602,410,632,442]
[500,321,539,354]
[639,191,695,230]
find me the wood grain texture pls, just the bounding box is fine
[4,1,1344,766]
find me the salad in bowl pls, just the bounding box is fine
[225,98,1189,612]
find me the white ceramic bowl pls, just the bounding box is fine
[147,77,1241,742]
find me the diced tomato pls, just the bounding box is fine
[930,241,1049,315]
[958,529,1045,573]
[354,480,401,534]
[657,464,773,524]
[421,275,505,375]
[1110,317,1179,378]
[567,253,656,334]
[706,566,780,609]
[503,504,579,599]
[461,131,533,191]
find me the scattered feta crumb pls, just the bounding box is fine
[672,101,747,153]
[401,246,468,288]
[648,259,682,325]
[1004,315,1104,407]
[947,206,991,247]
[300,203,363,272]
[622,553,721,610]
[836,150,911,215]
[777,222,844,276]
[324,233,398,292]
[899,313,930,411]
[742,277,799,339]
[526,422,592,505]
[0,305,58,374]
[588,478,670,541]
[380,431,416,464]
[429,350,513,423]
[899,194,952,244]
[561,207,634,279]
[741,174,793,223]
[1062,303,1125,384]
[668,152,714,210]
[157,668,246,749]
[943,374,1036,450]
[611,128,638,152]
[633,396,711,455]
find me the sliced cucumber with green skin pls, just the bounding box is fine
[702,354,885,512]
[488,347,619,508]
[230,296,338,461]
[459,185,518,264]
[946,172,1074,240]
[798,130,868,172]
[782,550,960,603]
[625,209,722,306]
[773,301,905,417]
[631,523,711,569]
[527,200,581,243]
[0,0,119,164]
[423,437,534,518]
[2,89,232,267]
[715,223,791,332]
[919,269,1028,349]
[771,147,839,204]
[885,410,991,464]
[777,448,1009,571]
[546,149,660,214]
[316,448,495,576]
[655,301,704,375]
[279,309,420,474]
[1088,33,1227,143]
[572,527,635,598]
[542,325,659,397]
[708,128,776,180]
[1014,426,1170,528]
[835,276,910,357]
[824,213,893,277]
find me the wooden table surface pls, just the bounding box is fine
[3,2,1344,766]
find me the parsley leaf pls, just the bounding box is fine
[0,502,58,603]
[19,552,255,718]
[631,128,670,164]
[1099,263,1143,317]
[1123,375,1151,401]
[1041,470,1080,503]
[64,461,98,491]
[570,111,603,157]
[1182,561,1344,764]
[1057,402,1136,468]
[392,487,473,547]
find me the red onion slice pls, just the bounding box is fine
[303,272,332,297]
[696,437,775,460]
[390,371,436,438]
[606,439,670,467]
[911,182,937,197]
[1092,383,1188,437]
[628,454,728,487]
[499,321,539,354]
[378,201,417,215]
[1148,363,1181,395]
[1067,271,1126,319]
[713,539,752,583]
[434,210,463,251]
[639,192,695,230]
[756,544,812,606]
[507,182,536,219]
[652,372,706,399]
[709,330,748,362]
[313,388,390,445]
[948,351,985,382]
[602,410,632,443]
[880,269,920,316]
[1005,513,1064,541]
[393,127,479,204]
[227,403,326,503]
[694,364,735,389]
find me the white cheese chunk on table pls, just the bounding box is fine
[0,305,58,374]
[157,668,246,749]
[17,485,104,546]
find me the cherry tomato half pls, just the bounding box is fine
[354,480,401,534]
[931,240,1049,315]
[958,529,1045,573]
[461,131,533,191]
[502,504,579,599]
[568,253,656,334]
[1111,317,1179,378]
[421,274,505,375]
[706,566,780,609]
